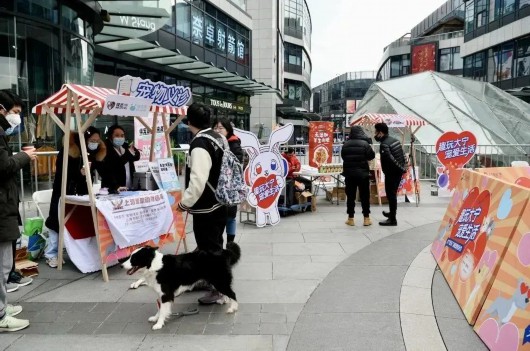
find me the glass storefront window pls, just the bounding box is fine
[504,0,515,14]
[191,7,204,46]
[489,0,502,22]
[204,15,216,50]
[515,36,530,77]
[61,5,84,36]
[176,1,191,40]
[63,34,93,85]
[475,0,487,27]
[17,0,58,24]
[465,1,474,33]
[227,28,236,61]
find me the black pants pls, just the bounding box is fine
[193,206,227,255]
[385,173,403,220]
[345,176,371,217]
[285,177,312,207]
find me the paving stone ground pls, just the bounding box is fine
[1,182,485,350]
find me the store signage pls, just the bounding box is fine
[119,16,156,31]
[308,122,334,168]
[116,75,192,109]
[217,28,226,51]
[192,14,203,43]
[103,94,151,117]
[208,98,247,113]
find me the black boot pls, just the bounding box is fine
[382,211,390,218]
[379,218,398,226]
[227,235,235,243]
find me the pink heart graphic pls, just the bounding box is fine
[518,233,530,266]
[478,250,498,271]
[477,318,519,351]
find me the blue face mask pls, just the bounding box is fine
[113,138,125,147]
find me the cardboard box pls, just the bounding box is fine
[326,187,346,201]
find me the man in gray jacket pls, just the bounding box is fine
[0,91,36,332]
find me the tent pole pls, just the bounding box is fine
[149,112,158,162]
[57,90,72,271]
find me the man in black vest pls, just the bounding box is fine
[374,123,407,226]
[177,102,227,304]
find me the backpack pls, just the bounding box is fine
[196,133,248,206]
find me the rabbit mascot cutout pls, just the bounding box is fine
[235,124,294,227]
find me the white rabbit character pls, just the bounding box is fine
[235,124,294,227]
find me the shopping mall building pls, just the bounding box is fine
[376,0,530,102]
[0,0,309,149]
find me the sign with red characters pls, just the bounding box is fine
[436,131,478,194]
[308,122,334,168]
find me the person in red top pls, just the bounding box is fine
[282,148,301,179]
[282,148,311,207]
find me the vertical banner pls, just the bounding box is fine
[431,169,530,324]
[308,122,334,168]
[436,131,477,197]
[134,114,169,166]
[411,42,437,74]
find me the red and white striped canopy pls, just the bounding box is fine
[350,113,428,127]
[32,84,115,115]
[32,84,189,116]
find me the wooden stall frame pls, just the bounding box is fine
[35,84,188,281]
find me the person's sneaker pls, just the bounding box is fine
[198,290,225,305]
[363,217,372,226]
[46,257,58,268]
[5,305,23,317]
[8,271,32,287]
[345,217,354,226]
[0,315,29,332]
[379,219,398,226]
[6,283,18,293]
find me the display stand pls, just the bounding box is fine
[350,113,428,207]
[32,83,188,281]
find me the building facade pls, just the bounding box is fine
[376,0,530,102]
[93,0,278,142]
[461,0,530,101]
[311,71,376,140]
[377,0,466,81]
[0,0,103,147]
[246,0,312,140]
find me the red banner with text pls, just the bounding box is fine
[308,122,334,168]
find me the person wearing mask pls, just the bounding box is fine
[374,123,407,226]
[101,125,140,193]
[44,126,107,268]
[177,102,226,305]
[212,118,243,244]
[341,126,376,227]
[0,90,36,332]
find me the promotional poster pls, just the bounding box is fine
[431,169,530,324]
[308,122,334,168]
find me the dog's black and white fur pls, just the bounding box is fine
[121,242,241,330]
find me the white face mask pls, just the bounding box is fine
[6,113,21,129]
[88,142,99,151]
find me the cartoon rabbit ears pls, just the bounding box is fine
[235,124,294,159]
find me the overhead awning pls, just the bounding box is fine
[95,37,279,95]
[350,113,428,127]
[32,83,188,115]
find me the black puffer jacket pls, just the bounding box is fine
[341,126,376,178]
[0,116,31,242]
[379,135,407,176]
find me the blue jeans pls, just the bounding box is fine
[226,217,236,236]
[44,229,59,259]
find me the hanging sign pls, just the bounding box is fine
[116,75,192,110]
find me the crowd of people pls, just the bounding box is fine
[0,86,408,332]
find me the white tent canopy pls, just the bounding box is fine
[350,72,530,148]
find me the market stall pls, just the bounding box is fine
[350,113,428,206]
[32,81,189,281]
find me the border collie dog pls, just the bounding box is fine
[121,242,241,330]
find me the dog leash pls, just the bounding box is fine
[175,212,189,254]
